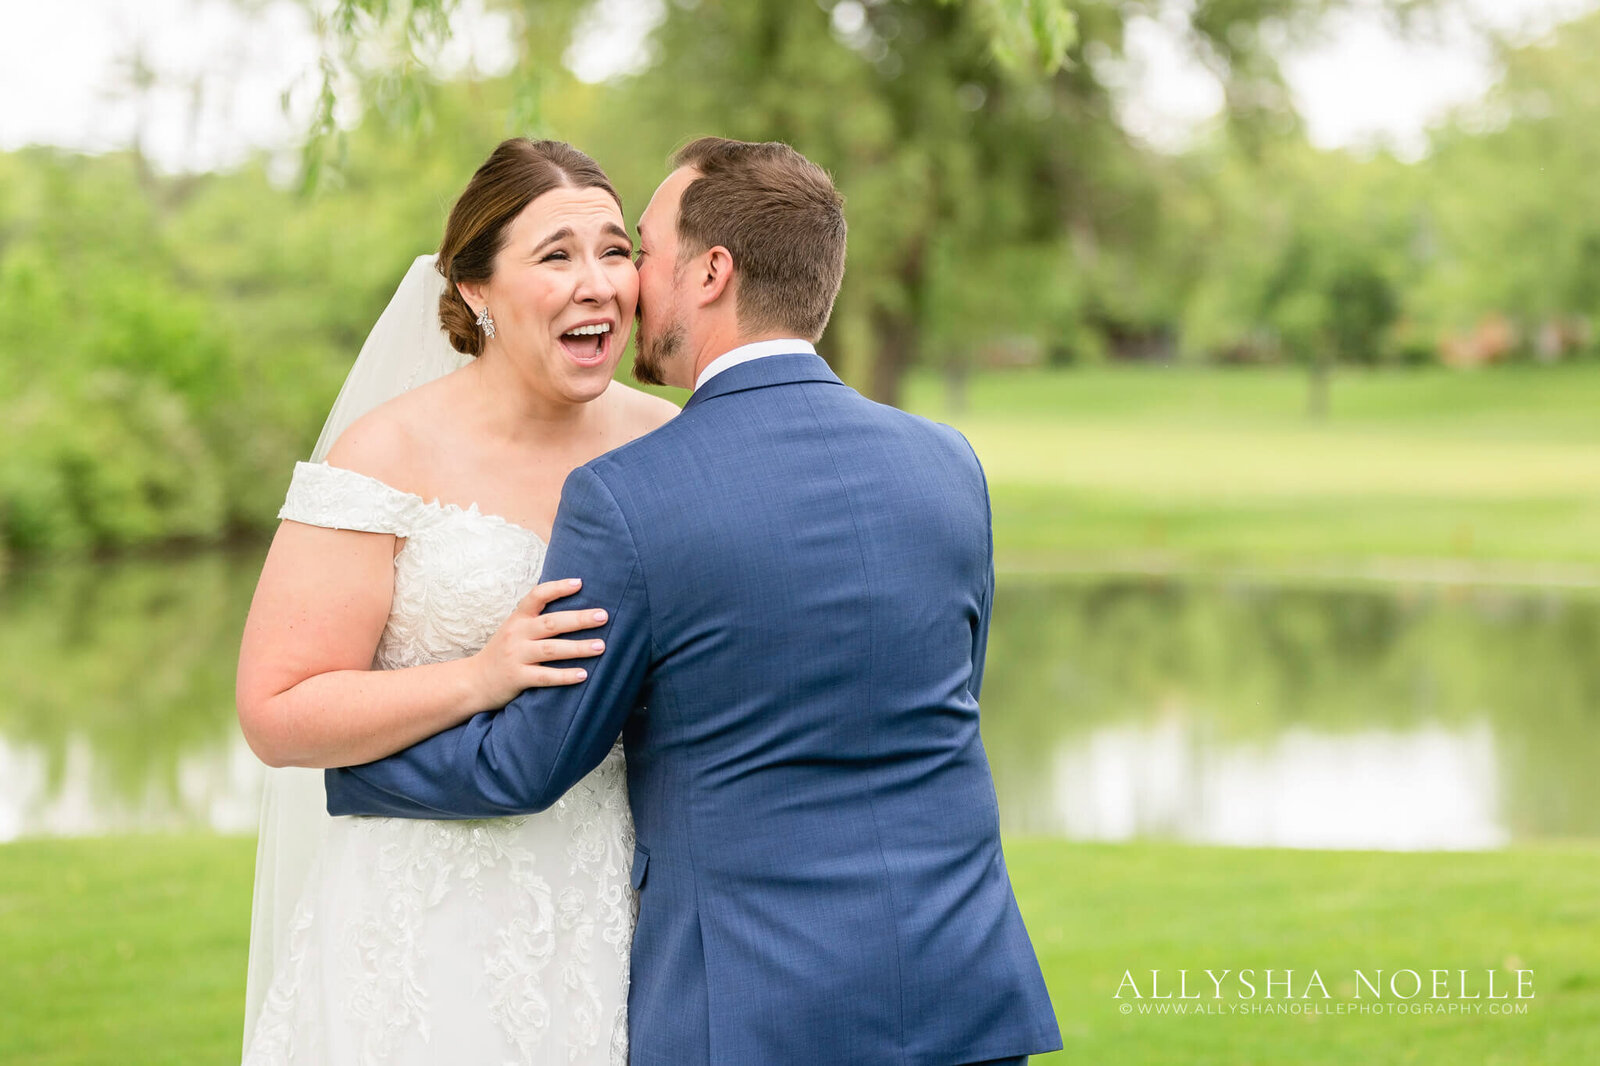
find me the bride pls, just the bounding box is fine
[235,139,677,1064]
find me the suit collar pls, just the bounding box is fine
[694,339,818,391]
[681,351,846,410]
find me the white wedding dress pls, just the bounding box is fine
[241,460,635,1066]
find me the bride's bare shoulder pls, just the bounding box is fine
[605,381,681,441]
[322,374,459,491]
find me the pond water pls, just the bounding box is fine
[2,552,1597,849]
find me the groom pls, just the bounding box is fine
[326,137,1062,1066]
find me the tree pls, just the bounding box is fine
[277,0,1476,405]
[1413,10,1600,353]
[292,0,1076,404]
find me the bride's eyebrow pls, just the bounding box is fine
[532,227,574,254]
[532,223,631,255]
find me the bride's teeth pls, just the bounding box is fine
[564,323,611,337]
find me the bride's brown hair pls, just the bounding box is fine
[436,139,623,356]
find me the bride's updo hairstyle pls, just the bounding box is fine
[436,139,623,356]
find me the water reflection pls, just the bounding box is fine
[2,555,1598,848]
[0,733,262,839]
[0,553,260,841]
[980,575,1600,848]
[1046,717,1507,849]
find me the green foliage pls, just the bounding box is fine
[958,0,1077,74]
[0,162,235,553]
[1411,12,1600,340]
[0,89,515,558]
[5,4,1600,555]
[1177,12,1600,367]
[1170,137,1421,368]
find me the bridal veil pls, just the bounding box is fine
[242,254,470,1048]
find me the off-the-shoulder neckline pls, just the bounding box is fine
[302,460,549,544]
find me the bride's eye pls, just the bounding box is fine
[605,247,632,259]
[540,250,569,263]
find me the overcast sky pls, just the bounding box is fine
[0,0,1595,173]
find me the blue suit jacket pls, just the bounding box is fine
[327,353,1061,1065]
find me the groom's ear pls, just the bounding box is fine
[693,246,735,309]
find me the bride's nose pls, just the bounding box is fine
[573,254,617,305]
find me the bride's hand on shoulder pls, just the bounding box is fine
[470,578,608,707]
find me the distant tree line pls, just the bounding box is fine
[2,1,1597,558]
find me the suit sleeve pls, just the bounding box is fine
[324,464,652,818]
[970,460,995,701]
[944,422,994,701]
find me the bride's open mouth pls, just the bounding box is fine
[559,320,614,366]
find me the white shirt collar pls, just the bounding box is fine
[693,339,817,392]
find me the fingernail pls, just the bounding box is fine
[568,578,582,588]
[591,640,605,651]
[576,669,588,680]
[592,610,608,622]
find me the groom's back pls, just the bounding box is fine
[592,354,1057,1065]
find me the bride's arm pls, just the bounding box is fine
[235,519,602,770]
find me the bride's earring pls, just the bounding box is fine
[476,304,496,339]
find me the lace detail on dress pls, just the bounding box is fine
[278,461,427,536]
[244,465,634,1066]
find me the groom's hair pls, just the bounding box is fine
[671,138,846,343]
[438,139,622,356]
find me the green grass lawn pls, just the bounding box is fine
[1007,839,1600,1065]
[3,834,1597,1064]
[902,364,1600,577]
[0,836,256,1065]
